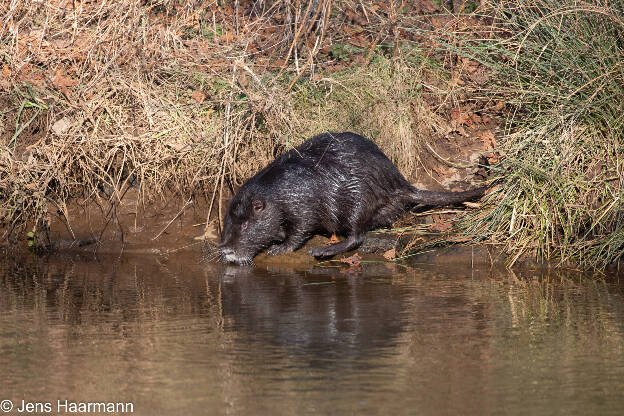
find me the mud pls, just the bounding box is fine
[19,187,522,270]
[16,184,438,261]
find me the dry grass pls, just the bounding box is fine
[1,0,456,242]
[436,0,624,268]
[0,0,334,238]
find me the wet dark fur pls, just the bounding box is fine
[219,132,484,264]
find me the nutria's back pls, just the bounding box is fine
[262,132,413,224]
[219,132,484,264]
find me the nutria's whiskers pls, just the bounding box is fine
[200,240,221,263]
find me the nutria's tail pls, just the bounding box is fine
[410,185,486,207]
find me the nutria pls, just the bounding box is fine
[219,132,485,265]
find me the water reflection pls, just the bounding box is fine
[220,264,407,363]
[1,252,624,415]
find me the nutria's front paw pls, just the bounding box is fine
[267,244,291,256]
[308,247,331,258]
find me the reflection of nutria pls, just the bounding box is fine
[219,132,485,264]
[218,265,407,356]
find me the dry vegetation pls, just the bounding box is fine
[2,0,622,269]
[442,0,624,268]
[1,0,488,243]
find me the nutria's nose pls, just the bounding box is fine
[219,247,234,255]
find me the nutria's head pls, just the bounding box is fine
[219,190,284,265]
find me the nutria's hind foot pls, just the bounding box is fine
[308,235,365,258]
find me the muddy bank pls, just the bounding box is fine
[4,184,591,273]
[18,187,514,271]
[8,185,615,274]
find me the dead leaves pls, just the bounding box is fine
[428,214,453,233]
[340,253,362,266]
[383,248,396,260]
[220,32,235,43]
[450,107,471,126]
[53,68,78,100]
[478,130,497,150]
[0,64,11,89]
[51,117,72,135]
[14,64,45,88]
[191,90,206,104]
[484,152,500,165]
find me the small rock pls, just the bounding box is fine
[51,117,71,135]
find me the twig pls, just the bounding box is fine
[152,198,193,241]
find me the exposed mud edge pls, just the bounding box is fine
[2,184,573,271]
[2,188,213,255]
[4,197,611,273]
[0,186,510,269]
[3,184,497,267]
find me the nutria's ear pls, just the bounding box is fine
[277,226,286,241]
[252,199,265,213]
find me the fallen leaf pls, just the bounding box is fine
[420,0,441,12]
[428,215,453,232]
[340,253,361,266]
[168,139,192,152]
[53,68,78,99]
[469,113,482,124]
[16,64,45,87]
[383,248,396,260]
[346,9,368,26]
[220,32,234,42]
[2,64,10,78]
[450,107,472,126]
[478,130,497,150]
[485,151,500,164]
[492,101,505,111]
[191,90,206,104]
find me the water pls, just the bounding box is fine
[1,252,624,415]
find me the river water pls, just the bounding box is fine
[1,252,624,415]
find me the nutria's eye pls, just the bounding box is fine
[241,221,248,230]
[252,199,264,213]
